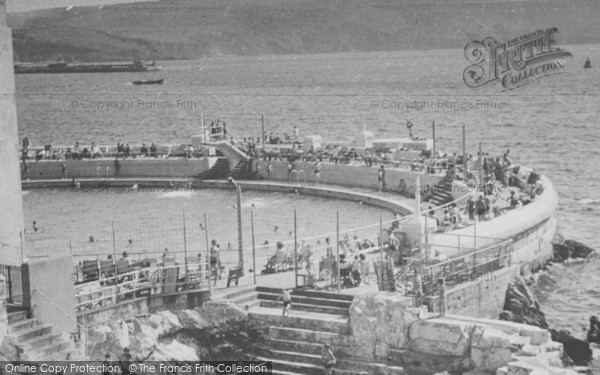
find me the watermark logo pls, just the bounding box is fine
[463,28,572,90]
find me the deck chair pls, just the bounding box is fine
[319,256,336,281]
[82,260,99,282]
[116,259,131,283]
[266,250,287,272]
[99,260,115,279]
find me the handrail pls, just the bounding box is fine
[31,289,85,329]
[425,239,512,271]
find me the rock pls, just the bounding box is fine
[500,276,549,329]
[176,309,209,330]
[128,317,159,360]
[550,329,592,365]
[564,240,595,259]
[408,319,475,357]
[553,240,595,262]
[146,340,199,361]
[349,292,421,359]
[587,316,600,344]
[195,300,247,327]
[471,326,513,372]
[176,331,211,360]
[147,310,182,337]
[553,242,572,262]
[85,321,129,361]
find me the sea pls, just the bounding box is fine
[15,45,600,366]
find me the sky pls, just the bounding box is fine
[6,0,157,13]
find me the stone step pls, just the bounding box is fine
[260,301,350,316]
[337,359,405,375]
[228,291,261,310]
[8,318,39,334]
[257,287,354,302]
[212,284,257,300]
[292,289,354,302]
[269,326,352,345]
[266,338,347,356]
[249,307,350,334]
[21,340,72,360]
[256,357,369,375]
[509,334,531,350]
[18,332,63,349]
[11,324,53,342]
[7,310,28,324]
[258,348,323,365]
[258,292,353,309]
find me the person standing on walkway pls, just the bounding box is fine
[272,288,292,326]
[437,278,446,317]
[60,162,67,180]
[321,344,336,375]
[23,159,31,180]
[314,159,322,184]
[267,162,272,179]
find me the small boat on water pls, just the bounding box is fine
[132,78,164,85]
[584,57,592,69]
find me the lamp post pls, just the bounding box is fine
[226,177,245,277]
[236,184,244,276]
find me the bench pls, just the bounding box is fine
[227,266,241,287]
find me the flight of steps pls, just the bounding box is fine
[229,161,249,179]
[425,175,454,206]
[196,158,230,180]
[248,287,405,375]
[5,309,74,361]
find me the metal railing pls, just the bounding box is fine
[75,260,208,313]
[0,265,22,304]
[423,239,513,288]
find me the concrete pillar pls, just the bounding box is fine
[0,0,26,266]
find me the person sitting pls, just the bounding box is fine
[124,144,133,158]
[90,142,103,159]
[120,251,131,265]
[150,143,158,158]
[140,144,149,157]
[337,254,351,287]
[351,255,361,286]
[507,190,520,209]
[362,239,374,249]
[266,242,287,272]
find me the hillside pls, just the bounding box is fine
[8,0,600,62]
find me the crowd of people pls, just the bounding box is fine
[424,148,545,229]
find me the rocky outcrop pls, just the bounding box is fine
[553,239,596,262]
[500,276,549,329]
[587,316,600,344]
[349,292,421,359]
[500,276,594,366]
[84,300,257,362]
[550,329,592,366]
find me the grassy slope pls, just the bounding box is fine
[8,0,600,62]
